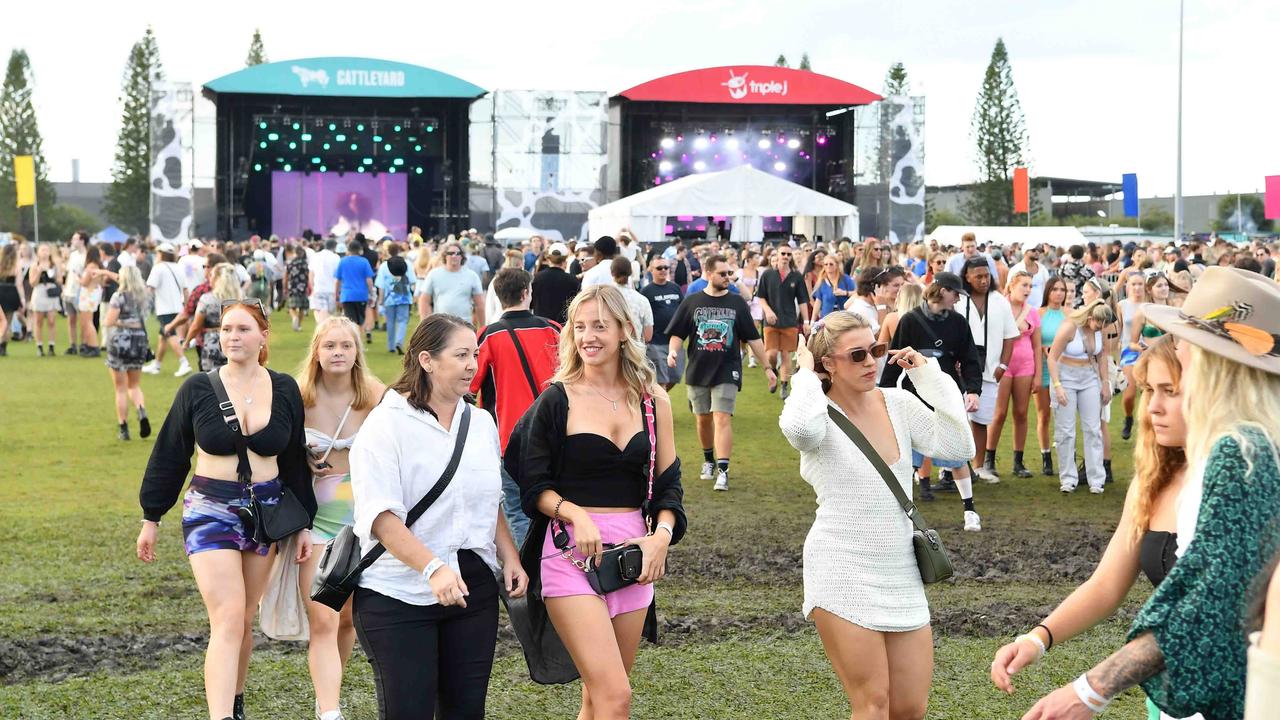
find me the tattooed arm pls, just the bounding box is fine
[1021,634,1165,720]
[1086,632,1166,698]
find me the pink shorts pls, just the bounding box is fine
[1005,352,1036,378]
[540,510,655,619]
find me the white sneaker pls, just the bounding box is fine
[975,465,1001,484]
[141,361,161,375]
[700,461,715,481]
[174,360,192,378]
[963,510,982,532]
[1089,486,1105,495]
[1060,483,1076,494]
[747,355,757,368]
[713,471,729,492]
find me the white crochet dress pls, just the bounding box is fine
[779,360,975,632]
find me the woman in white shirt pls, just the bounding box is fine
[349,313,527,720]
[780,310,974,720]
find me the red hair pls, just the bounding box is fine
[222,301,271,365]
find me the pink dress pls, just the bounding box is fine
[1006,307,1040,378]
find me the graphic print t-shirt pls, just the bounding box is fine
[665,290,760,389]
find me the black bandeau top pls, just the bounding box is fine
[558,413,649,508]
[139,369,315,522]
[1139,530,1178,587]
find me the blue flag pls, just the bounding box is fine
[1122,173,1139,217]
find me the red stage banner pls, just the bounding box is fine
[615,66,882,106]
[1266,175,1280,220]
[1013,167,1030,214]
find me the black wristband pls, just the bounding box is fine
[1035,623,1055,651]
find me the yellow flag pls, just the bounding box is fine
[14,155,35,208]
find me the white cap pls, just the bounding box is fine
[253,249,269,261]
[188,239,204,249]
[157,242,175,253]
[547,242,570,257]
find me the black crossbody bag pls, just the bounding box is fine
[310,404,471,612]
[207,368,311,545]
[826,406,954,584]
[549,395,656,594]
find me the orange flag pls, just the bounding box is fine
[1012,167,1029,214]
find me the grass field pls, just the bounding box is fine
[0,311,1151,719]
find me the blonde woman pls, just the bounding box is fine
[26,242,62,356]
[780,310,974,719]
[1022,267,1280,720]
[186,264,244,372]
[483,249,524,323]
[514,285,686,720]
[295,317,385,720]
[1046,299,1115,493]
[984,271,1042,479]
[876,283,924,347]
[103,266,152,440]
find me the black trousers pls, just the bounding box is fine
[341,301,367,327]
[354,550,499,720]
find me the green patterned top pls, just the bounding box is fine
[1129,427,1280,720]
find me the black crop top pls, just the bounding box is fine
[558,416,649,508]
[139,369,316,522]
[1139,530,1178,587]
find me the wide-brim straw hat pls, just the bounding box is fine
[1143,266,1280,376]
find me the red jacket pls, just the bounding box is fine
[471,310,561,454]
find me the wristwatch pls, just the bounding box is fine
[423,558,446,581]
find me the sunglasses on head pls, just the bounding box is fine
[221,298,266,314]
[840,343,888,363]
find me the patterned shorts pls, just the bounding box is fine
[181,475,281,556]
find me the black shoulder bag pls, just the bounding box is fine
[310,404,472,612]
[550,395,656,594]
[501,321,543,398]
[207,368,311,545]
[826,406,954,584]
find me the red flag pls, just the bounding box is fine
[1013,167,1030,214]
[1266,175,1280,220]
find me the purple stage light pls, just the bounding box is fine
[816,135,828,145]
[655,177,662,185]
[676,134,684,142]
[710,134,718,142]
[660,137,675,149]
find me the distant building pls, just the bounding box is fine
[51,181,216,239]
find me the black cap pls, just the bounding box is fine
[593,235,618,256]
[931,271,966,294]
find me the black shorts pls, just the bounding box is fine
[341,301,367,325]
[157,313,177,336]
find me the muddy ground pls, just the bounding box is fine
[2,522,1117,685]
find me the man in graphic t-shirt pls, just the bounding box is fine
[665,254,775,493]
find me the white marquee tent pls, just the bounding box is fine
[588,165,860,245]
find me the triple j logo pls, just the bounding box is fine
[721,69,789,100]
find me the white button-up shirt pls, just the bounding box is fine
[351,392,503,606]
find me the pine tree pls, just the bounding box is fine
[104,27,164,235]
[964,38,1029,225]
[246,28,268,66]
[884,62,909,95]
[0,49,56,236]
[774,54,789,68]
[798,53,812,71]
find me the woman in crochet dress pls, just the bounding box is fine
[779,310,975,720]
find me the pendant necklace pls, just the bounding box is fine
[588,384,622,411]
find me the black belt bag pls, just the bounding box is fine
[207,368,311,545]
[827,406,954,584]
[310,404,472,612]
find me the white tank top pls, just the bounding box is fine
[1063,327,1102,360]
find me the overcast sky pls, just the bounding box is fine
[5,0,1276,197]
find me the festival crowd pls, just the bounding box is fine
[3,223,1277,720]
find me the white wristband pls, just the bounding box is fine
[1072,673,1110,714]
[1015,633,1046,660]
[423,558,446,581]
[655,522,674,538]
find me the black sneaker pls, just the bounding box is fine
[118,423,130,441]
[396,345,404,355]
[65,344,79,355]
[365,332,372,344]
[139,415,152,439]
[36,345,44,357]
[1121,416,1134,441]
[233,693,245,720]
[935,471,958,493]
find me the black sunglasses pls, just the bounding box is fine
[444,250,461,256]
[842,343,888,363]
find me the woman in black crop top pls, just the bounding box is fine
[513,285,686,719]
[990,336,1187,707]
[136,300,315,720]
